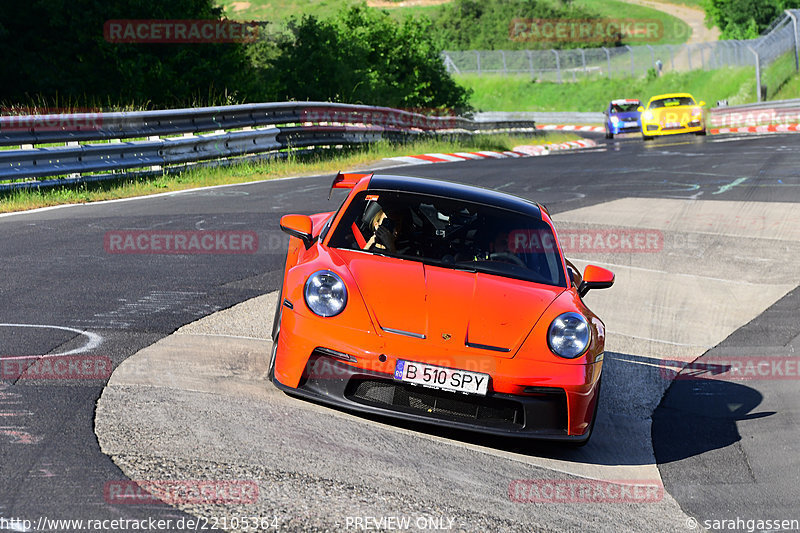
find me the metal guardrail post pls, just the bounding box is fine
[475,50,481,75]
[526,50,534,79]
[580,49,587,76]
[552,49,562,83]
[625,45,634,77]
[787,10,800,71]
[602,47,611,79]
[750,46,762,102]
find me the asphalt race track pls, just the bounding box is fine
[1,132,799,532]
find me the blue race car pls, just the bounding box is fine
[603,99,642,139]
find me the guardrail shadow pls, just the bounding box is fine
[651,374,772,464]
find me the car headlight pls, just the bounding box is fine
[643,111,654,121]
[548,312,590,358]
[304,270,347,317]
[610,116,620,123]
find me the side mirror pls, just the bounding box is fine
[280,214,314,249]
[578,265,615,297]
[636,106,644,113]
[698,101,706,107]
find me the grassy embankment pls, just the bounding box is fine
[458,67,758,112]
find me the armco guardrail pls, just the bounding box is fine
[710,97,800,128]
[0,102,537,189]
[474,111,605,124]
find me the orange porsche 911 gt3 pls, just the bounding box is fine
[271,173,614,444]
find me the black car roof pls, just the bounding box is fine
[367,175,542,218]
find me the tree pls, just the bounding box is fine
[265,5,471,110]
[0,0,256,107]
[704,0,800,39]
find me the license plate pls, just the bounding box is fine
[624,121,638,128]
[664,122,680,129]
[394,360,489,396]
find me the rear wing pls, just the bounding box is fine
[329,171,373,200]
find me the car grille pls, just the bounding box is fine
[345,379,525,428]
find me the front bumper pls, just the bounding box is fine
[609,121,641,134]
[273,352,595,442]
[642,120,704,136]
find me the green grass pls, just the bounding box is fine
[457,67,757,112]
[655,0,705,7]
[772,67,800,100]
[762,51,800,100]
[0,133,578,213]
[217,0,355,21]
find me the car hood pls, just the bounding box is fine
[649,106,701,119]
[334,250,565,358]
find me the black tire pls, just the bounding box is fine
[642,133,653,141]
[605,127,613,140]
[268,335,278,382]
[269,288,282,382]
[271,287,282,342]
[696,129,707,136]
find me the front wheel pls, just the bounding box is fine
[605,127,613,140]
[268,337,278,382]
[269,289,282,382]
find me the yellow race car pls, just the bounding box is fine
[638,93,706,140]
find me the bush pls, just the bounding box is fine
[264,4,471,110]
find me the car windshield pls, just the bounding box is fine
[327,190,566,287]
[611,103,639,113]
[649,96,695,108]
